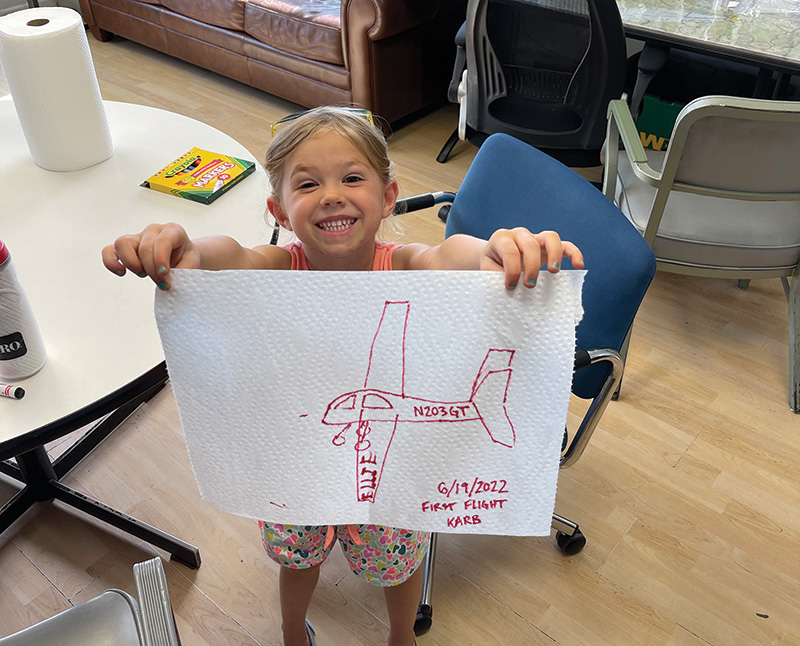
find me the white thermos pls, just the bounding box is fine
[0,239,47,379]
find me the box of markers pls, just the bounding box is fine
[141,147,256,205]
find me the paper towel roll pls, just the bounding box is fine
[0,7,114,171]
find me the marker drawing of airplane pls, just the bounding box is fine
[321,300,516,503]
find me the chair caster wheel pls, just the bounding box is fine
[556,529,586,555]
[438,204,451,222]
[414,603,433,635]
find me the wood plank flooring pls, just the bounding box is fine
[1,35,798,646]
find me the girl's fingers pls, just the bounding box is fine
[151,228,188,289]
[495,230,586,290]
[104,224,191,290]
[535,231,565,274]
[486,232,523,289]
[139,224,187,287]
[112,235,149,278]
[135,229,160,281]
[563,241,584,269]
[101,244,127,276]
[515,230,543,288]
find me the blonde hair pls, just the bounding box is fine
[265,106,394,201]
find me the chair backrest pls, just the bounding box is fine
[464,0,626,160]
[664,96,800,196]
[0,591,142,646]
[445,133,656,399]
[0,558,178,646]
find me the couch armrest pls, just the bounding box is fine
[342,0,439,43]
[343,0,443,113]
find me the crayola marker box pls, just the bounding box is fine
[141,147,256,205]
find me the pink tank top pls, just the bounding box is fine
[283,241,400,271]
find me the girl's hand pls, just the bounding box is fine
[481,228,584,290]
[101,222,200,289]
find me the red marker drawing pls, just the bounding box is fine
[321,301,516,504]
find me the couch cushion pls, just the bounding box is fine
[244,0,343,66]
[162,0,246,31]
[161,11,248,56]
[94,0,165,23]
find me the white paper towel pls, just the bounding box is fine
[155,269,585,536]
[0,7,114,171]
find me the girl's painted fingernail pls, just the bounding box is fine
[526,278,537,287]
[157,281,168,290]
[508,283,517,290]
[115,269,124,276]
[551,261,560,270]
[157,266,167,275]
[137,270,147,278]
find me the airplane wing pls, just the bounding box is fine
[353,418,399,503]
[363,301,410,396]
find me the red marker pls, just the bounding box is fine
[0,383,24,399]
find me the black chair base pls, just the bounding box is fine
[414,603,434,636]
[413,514,587,635]
[436,128,461,163]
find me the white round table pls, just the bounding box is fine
[0,100,272,566]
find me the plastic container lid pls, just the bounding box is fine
[0,240,8,264]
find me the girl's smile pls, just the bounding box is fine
[316,216,357,234]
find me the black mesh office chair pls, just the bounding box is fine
[437,0,627,167]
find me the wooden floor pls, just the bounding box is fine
[2,37,799,646]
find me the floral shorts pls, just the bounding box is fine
[259,522,430,587]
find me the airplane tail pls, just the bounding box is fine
[470,349,516,447]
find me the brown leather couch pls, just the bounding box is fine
[79,0,465,124]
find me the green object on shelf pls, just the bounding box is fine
[636,95,684,151]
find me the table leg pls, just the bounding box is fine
[0,459,22,481]
[0,486,38,533]
[0,446,58,534]
[51,482,201,568]
[0,371,202,569]
[52,380,165,478]
[772,72,791,99]
[630,44,670,120]
[754,68,773,97]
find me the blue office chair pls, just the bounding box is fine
[397,133,656,633]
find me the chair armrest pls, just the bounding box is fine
[133,558,180,646]
[447,22,467,103]
[394,191,455,224]
[603,99,662,200]
[608,99,649,164]
[394,191,455,214]
[561,348,623,468]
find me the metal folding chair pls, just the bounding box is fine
[0,557,180,645]
[604,95,800,412]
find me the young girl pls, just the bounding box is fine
[102,106,583,646]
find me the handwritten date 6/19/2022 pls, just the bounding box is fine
[438,477,509,499]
